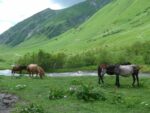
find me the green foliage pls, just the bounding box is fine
[52,53,66,69]
[76,84,106,101]
[65,54,85,68]
[125,97,140,108]
[18,103,45,113]
[48,87,66,100]
[15,84,27,90]
[126,41,150,64]
[0,76,150,113]
[17,50,66,71]
[70,79,83,86]
[17,41,150,71]
[111,93,125,104]
[68,85,77,95]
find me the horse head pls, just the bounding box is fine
[98,64,107,77]
[11,64,27,75]
[97,64,108,84]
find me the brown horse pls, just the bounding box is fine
[11,65,27,76]
[27,64,45,79]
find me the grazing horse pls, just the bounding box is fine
[27,64,45,79]
[98,64,140,87]
[11,65,27,75]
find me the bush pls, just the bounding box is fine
[64,54,85,68]
[48,88,66,100]
[76,84,106,101]
[18,103,45,113]
[68,85,77,95]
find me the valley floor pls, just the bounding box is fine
[0,75,149,113]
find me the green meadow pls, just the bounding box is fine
[0,75,150,113]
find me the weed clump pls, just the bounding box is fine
[18,103,45,113]
[76,84,106,101]
[48,88,66,100]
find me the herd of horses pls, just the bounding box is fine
[11,64,45,79]
[12,62,141,87]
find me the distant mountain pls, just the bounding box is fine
[0,0,112,46]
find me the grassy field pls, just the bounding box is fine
[0,75,150,113]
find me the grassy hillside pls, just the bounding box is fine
[0,0,111,46]
[14,0,150,52]
[0,0,150,68]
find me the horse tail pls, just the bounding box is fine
[133,65,141,74]
[11,69,14,74]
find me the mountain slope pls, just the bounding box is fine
[0,0,112,46]
[14,0,150,53]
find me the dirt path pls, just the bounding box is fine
[0,93,18,113]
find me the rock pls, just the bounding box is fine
[0,93,18,113]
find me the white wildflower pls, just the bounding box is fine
[64,95,67,98]
[141,102,145,104]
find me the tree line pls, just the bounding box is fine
[17,41,150,71]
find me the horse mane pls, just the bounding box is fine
[106,64,116,75]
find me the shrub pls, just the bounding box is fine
[48,88,66,100]
[18,103,45,113]
[64,54,85,68]
[76,84,106,101]
[69,85,77,95]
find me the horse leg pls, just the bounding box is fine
[98,76,101,84]
[115,75,120,87]
[135,74,139,87]
[29,71,33,78]
[31,72,34,78]
[11,70,15,78]
[28,71,31,78]
[101,76,104,84]
[19,70,22,76]
[132,74,136,87]
[40,74,43,79]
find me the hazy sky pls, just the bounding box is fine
[0,0,85,34]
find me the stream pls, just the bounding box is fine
[0,70,149,77]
